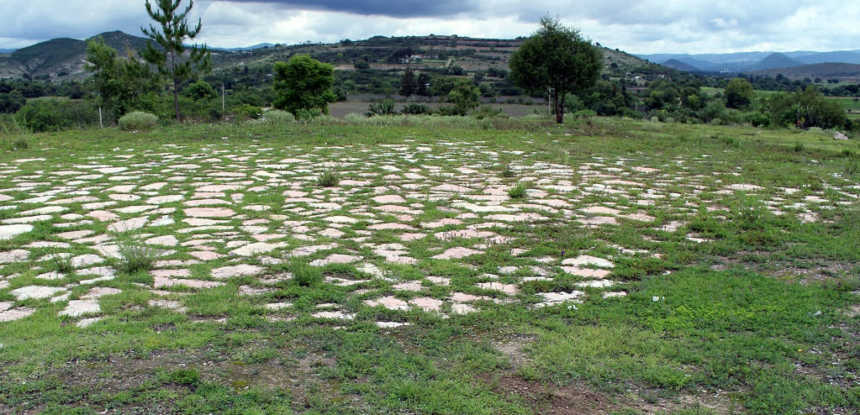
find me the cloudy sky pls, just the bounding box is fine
[1,0,858,54]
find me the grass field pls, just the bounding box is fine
[0,116,857,414]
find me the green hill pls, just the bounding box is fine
[0,32,667,82]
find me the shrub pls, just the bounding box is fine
[234,104,262,120]
[367,99,396,116]
[294,108,322,121]
[118,111,159,131]
[261,109,295,123]
[184,80,217,100]
[15,98,99,132]
[167,369,200,387]
[401,103,430,115]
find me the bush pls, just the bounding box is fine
[401,103,430,115]
[294,108,322,121]
[118,111,159,131]
[234,104,262,120]
[261,109,295,123]
[367,99,396,116]
[184,80,217,100]
[15,98,99,132]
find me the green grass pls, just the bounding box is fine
[0,115,857,414]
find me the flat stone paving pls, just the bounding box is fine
[0,140,857,328]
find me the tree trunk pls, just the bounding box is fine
[171,51,181,121]
[554,90,563,124]
[173,77,180,121]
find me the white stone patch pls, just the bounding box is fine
[0,224,33,240]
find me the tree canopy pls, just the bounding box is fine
[273,55,336,116]
[725,77,754,109]
[510,17,602,123]
[85,37,159,121]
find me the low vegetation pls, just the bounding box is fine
[0,116,856,414]
[118,111,158,131]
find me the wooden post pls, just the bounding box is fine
[98,106,103,129]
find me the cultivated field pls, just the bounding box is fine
[0,117,857,414]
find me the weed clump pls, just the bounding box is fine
[508,183,527,199]
[118,111,159,131]
[291,260,322,287]
[116,238,158,273]
[50,252,74,274]
[261,109,295,123]
[317,170,339,187]
[501,164,516,178]
[12,139,28,150]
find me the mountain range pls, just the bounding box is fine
[639,50,860,73]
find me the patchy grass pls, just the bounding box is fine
[0,116,857,414]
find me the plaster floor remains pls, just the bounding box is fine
[0,139,856,328]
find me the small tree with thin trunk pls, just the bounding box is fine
[510,17,602,123]
[141,0,210,121]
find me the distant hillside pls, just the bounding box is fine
[89,31,151,55]
[752,53,800,71]
[639,49,860,76]
[662,59,699,72]
[0,32,153,79]
[0,31,665,82]
[753,63,860,81]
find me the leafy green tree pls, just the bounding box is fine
[85,38,159,120]
[725,78,754,109]
[510,17,602,123]
[141,0,211,120]
[429,76,457,97]
[766,86,846,129]
[446,80,480,115]
[0,90,25,113]
[399,67,417,97]
[272,55,336,115]
[184,80,217,100]
[644,80,680,110]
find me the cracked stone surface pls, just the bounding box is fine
[0,136,853,328]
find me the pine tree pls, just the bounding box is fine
[141,0,210,120]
